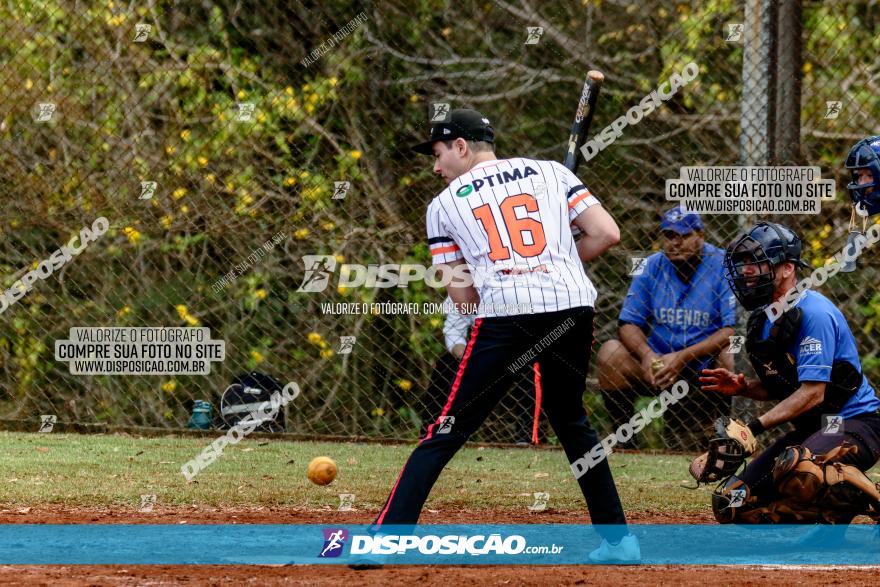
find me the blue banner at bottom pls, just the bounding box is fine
[0,524,877,565]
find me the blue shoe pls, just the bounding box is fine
[798,524,851,550]
[588,534,641,563]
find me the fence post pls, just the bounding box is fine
[740,0,777,168]
[734,0,779,422]
[774,0,803,166]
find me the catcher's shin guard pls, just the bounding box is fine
[772,444,880,524]
[712,475,758,523]
[711,475,806,524]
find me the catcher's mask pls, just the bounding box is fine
[724,222,809,311]
[845,136,880,216]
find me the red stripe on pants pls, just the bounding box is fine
[375,317,482,524]
[423,317,482,441]
[532,362,542,444]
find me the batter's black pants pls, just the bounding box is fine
[421,351,541,444]
[375,306,628,541]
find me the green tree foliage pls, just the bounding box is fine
[0,0,878,443]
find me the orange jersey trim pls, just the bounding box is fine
[430,244,460,256]
[568,191,592,209]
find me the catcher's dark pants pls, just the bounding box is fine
[740,411,880,503]
[375,306,628,541]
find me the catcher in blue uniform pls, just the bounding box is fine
[690,222,880,524]
[845,136,880,217]
[839,136,880,273]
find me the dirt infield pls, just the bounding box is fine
[0,505,712,525]
[6,562,879,587]
[1,507,877,586]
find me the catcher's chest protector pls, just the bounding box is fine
[746,309,862,421]
[746,308,802,398]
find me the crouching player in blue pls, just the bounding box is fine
[838,136,880,273]
[690,222,880,524]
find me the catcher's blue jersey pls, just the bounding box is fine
[761,290,880,419]
[618,243,737,371]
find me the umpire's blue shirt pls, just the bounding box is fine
[619,243,737,371]
[762,290,880,419]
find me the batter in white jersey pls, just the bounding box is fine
[427,156,603,316]
[371,108,636,564]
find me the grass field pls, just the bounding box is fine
[0,431,714,514]
[4,431,880,586]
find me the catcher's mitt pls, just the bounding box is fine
[689,417,758,484]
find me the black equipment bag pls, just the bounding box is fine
[219,371,287,432]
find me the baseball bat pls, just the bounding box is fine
[563,70,604,174]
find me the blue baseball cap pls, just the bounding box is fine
[660,206,703,235]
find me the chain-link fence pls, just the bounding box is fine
[1,0,878,450]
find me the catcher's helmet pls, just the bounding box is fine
[845,136,880,216]
[724,222,809,311]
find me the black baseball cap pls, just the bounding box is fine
[411,108,495,155]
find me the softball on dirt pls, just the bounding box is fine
[307,456,337,486]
